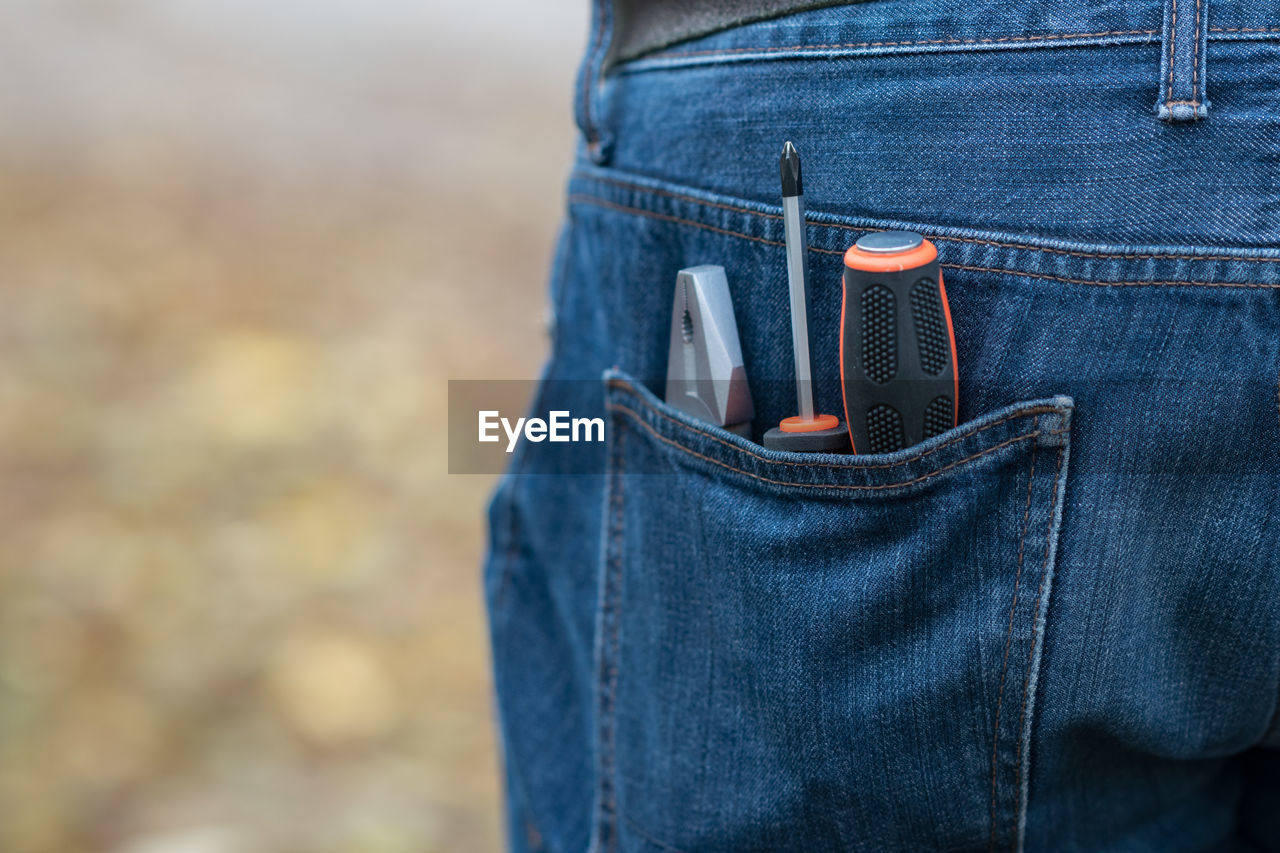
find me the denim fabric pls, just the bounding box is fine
[487,1,1280,850]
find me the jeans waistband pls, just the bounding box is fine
[577,0,1280,159]
[573,0,1280,246]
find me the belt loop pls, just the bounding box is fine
[575,0,615,164]
[1156,0,1210,121]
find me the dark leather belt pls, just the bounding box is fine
[609,0,855,66]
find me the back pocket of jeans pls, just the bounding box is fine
[593,370,1072,853]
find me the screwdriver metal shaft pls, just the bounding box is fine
[781,141,815,422]
[762,142,849,453]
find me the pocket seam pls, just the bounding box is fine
[572,194,1280,289]
[988,419,1040,848]
[578,172,1280,264]
[608,378,1060,472]
[608,401,1062,492]
[601,396,1074,849]
[1008,442,1066,851]
[595,421,627,853]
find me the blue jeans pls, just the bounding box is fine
[485,0,1280,849]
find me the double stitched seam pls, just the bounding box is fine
[584,175,789,221]
[571,196,1280,288]
[648,29,1159,60]
[1010,445,1066,850]
[1167,0,1179,108]
[943,262,1277,288]
[574,195,784,248]
[608,403,1051,491]
[988,420,1038,853]
[1192,0,1201,108]
[635,25,1278,65]
[575,176,1280,262]
[598,424,626,851]
[609,380,1057,471]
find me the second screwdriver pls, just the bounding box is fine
[763,141,849,453]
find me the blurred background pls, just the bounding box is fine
[0,1,585,849]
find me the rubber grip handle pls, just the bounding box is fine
[840,250,958,454]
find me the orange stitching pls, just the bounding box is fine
[648,29,1159,60]
[585,174,787,222]
[569,194,784,249]
[930,234,1279,262]
[572,176,1280,263]
[1192,0,1201,108]
[1167,0,1178,107]
[1210,26,1280,32]
[608,377,1059,471]
[1011,445,1066,849]
[570,194,1280,288]
[940,261,1279,288]
[988,423,1039,851]
[608,402,1041,491]
[1163,99,1204,105]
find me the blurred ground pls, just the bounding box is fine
[0,2,584,850]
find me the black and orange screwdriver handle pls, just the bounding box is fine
[840,232,958,454]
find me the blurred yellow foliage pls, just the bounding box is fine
[268,630,399,747]
[265,480,375,579]
[0,2,578,849]
[186,330,321,447]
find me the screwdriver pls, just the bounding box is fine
[763,142,849,453]
[840,231,958,453]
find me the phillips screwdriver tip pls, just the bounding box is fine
[780,141,803,198]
